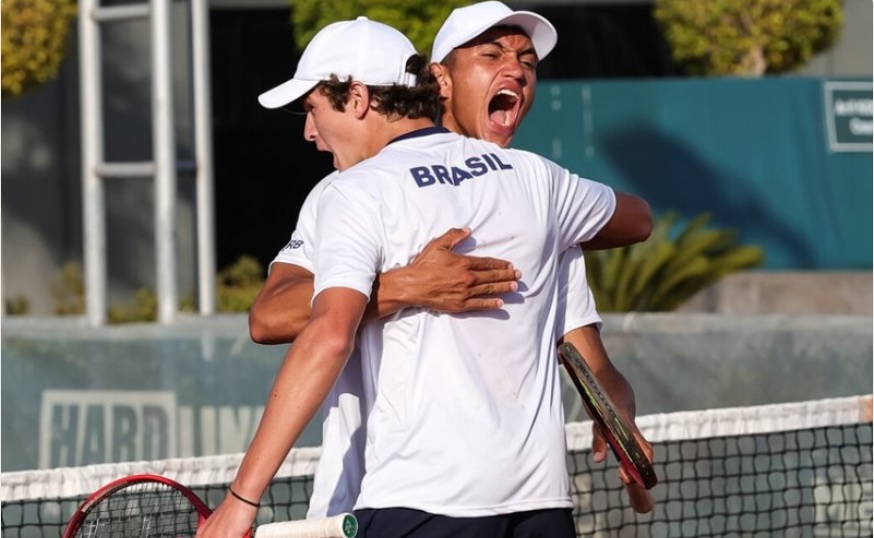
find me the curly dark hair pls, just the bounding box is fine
[316,53,440,120]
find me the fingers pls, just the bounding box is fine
[618,430,656,514]
[456,298,506,310]
[463,255,515,271]
[406,228,521,313]
[419,229,515,273]
[591,423,608,463]
[625,481,654,514]
[430,227,472,250]
[467,268,521,287]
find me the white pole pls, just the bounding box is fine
[79,0,108,326]
[191,0,217,315]
[152,0,178,324]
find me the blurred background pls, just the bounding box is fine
[2,0,872,468]
[2,0,871,319]
[1,1,871,536]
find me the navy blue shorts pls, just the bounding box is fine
[354,507,575,538]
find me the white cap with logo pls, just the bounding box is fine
[259,16,418,109]
[430,1,558,64]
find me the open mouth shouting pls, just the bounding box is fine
[488,88,522,141]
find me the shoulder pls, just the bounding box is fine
[333,148,411,186]
[301,170,342,201]
[297,170,341,214]
[506,147,557,167]
[311,170,342,194]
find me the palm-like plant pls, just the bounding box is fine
[586,212,764,312]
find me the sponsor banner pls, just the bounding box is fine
[824,81,873,152]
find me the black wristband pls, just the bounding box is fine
[228,487,260,508]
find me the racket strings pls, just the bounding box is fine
[74,483,200,537]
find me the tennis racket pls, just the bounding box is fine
[62,473,358,538]
[558,342,657,510]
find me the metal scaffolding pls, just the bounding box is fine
[78,0,216,325]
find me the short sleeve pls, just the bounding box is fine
[312,181,383,301]
[554,246,602,341]
[269,173,339,274]
[545,159,617,250]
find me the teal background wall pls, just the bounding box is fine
[514,77,872,270]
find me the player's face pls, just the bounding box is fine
[302,89,358,171]
[437,27,538,148]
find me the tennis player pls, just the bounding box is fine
[199,16,642,538]
[248,1,653,520]
[429,1,654,506]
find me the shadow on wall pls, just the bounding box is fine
[599,124,817,268]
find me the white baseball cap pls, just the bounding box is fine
[431,1,557,64]
[259,17,418,109]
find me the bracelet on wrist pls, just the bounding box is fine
[228,487,260,508]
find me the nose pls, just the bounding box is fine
[303,113,317,142]
[501,56,525,81]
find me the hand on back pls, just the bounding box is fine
[401,227,521,312]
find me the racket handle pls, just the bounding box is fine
[254,513,358,538]
[625,481,654,514]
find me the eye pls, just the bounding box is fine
[479,45,502,59]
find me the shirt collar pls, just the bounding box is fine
[388,126,450,146]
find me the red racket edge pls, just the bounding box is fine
[563,355,656,489]
[559,344,658,489]
[62,473,213,538]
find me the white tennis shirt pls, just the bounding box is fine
[307,127,615,516]
[273,133,606,517]
[272,172,372,517]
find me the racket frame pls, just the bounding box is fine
[62,473,212,538]
[559,342,658,490]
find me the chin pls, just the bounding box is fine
[486,130,514,148]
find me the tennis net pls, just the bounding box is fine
[3,395,871,537]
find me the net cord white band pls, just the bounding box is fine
[2,395,870,503]
[567,394,872,451]
[0,446,320,502]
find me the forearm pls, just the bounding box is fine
[366,227,519,318]
[235,289,364,501]
[233,320,350,500]
[363,267,420,321]
[252,229,518,344]
[561,324,636,419]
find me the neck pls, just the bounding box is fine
[368,117,436,152]
[337,117,436,172]
[439,113,463,136]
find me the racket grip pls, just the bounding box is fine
[625,481,654,514]
[254,513,358,538]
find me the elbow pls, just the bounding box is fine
[248,306,283,345]
[249,303,304,345]
[636,202,653,242]
[626,197,652,243]
[248,308,271,344]
[320,332,355,361]
[609,192,653,246]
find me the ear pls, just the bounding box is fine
[348,82,371,119]
[430,63,452,100]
